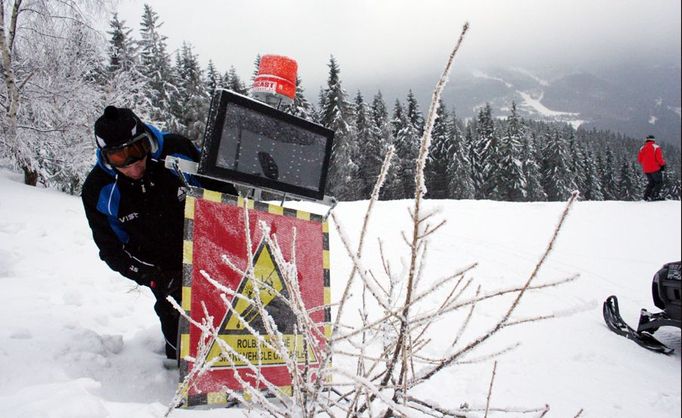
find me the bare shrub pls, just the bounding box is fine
[166,22,579,417]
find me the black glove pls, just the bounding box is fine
[660,165,666,172]
[125,260,160,288]
[155,270,183,296]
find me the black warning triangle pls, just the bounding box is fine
[220,240,296,335]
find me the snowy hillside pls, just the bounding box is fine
[0,169,680,417]
[426,65,682,146]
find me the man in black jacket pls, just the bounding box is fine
[82,106,234,360]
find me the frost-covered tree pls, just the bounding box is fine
[282,75,315,121]
[580,150,604,200]
[138,4,175,129]
[447,114,475,199]
[599,147,618,200]
[471,103,497,199]
[170,42,209,143]
[351,91,373,198]
[567,133,587,198]
[250,53,261,84]
[392,97,420,199]
[226,65,248,95]
[521,132,547,201]
[617,160,638,201]
[101,12,147,119]
[205,60,220,98]
[425,100,452,199]
[0,0,105,187]
[399,91,424,198]
[319,56,358,200]
[493,102,526,201]
[381,99,407,199]
[366,92,394,200]
[406,89,424,137]
[107,13,137,74]
[389,99,404,140]
[540,129,576,200]
[661,164,681,200]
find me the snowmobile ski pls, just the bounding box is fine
[602,295,673,355]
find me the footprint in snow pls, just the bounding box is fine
[9,328,32,339]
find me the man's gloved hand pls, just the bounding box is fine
[155,270,183,296]
[126,260,160,288]
[660,165,666,172]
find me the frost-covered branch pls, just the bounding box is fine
[167,19,582,418]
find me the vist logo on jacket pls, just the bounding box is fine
[119,212,140,223]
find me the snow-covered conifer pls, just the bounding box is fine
[540,129,576,200]
[319,56,358,200]
[227,66,248,95]
[616,160,638,201]
[580,150,604,200]
[170,42,209,143]
[493,102,526,201]
[406,89,425,137]
[138,4,176,129]
[599,147,618,200]
[366,92,395,200]
[390,99,405,140]
[447,114,475,199]
[521,132,547,201]
[425,99,453,198]
[250,54,261,84]
[352,91,374,198]
[567,133,587,198]
[107,14,138,75]
[471,103,497,198]
[102,13,148,120]
[391,97,420,199]
[282,76,315,121]
[205,60,220,98]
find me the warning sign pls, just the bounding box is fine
[221,240,294,334]
[207,240,317,368]
[178,188,330,408]
[207,335,316,367]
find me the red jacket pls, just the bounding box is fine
[638,140,666,174]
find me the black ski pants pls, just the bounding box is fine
[644,171,663,201]
[152,286,182,360]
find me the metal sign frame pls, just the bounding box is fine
[199,89,334,202]
[178,187,331,408]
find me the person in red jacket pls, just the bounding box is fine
[637,135,667,201]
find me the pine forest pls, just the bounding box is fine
[1,3,679,201]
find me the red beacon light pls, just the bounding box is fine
[251,55,297,108]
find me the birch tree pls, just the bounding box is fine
[0,0,107,188]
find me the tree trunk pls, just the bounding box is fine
[23,166,38,186]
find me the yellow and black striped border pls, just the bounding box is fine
[179,187,331,408]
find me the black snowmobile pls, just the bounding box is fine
[603,261,681,354]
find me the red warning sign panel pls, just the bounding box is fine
[178,188,330,408]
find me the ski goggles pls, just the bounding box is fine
[103,132,152,168]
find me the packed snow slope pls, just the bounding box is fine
[0,169,680,417]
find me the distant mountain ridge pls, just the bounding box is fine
[377,65,681,146]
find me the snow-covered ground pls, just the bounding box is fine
[0,169,680,417]
[516,90,585,130]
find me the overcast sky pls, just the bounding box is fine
[113,0,681,96]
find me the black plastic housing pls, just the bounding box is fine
[199,89,334,201]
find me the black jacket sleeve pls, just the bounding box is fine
[81,180,158,286]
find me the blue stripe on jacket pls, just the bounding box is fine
[96,181,129,243]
